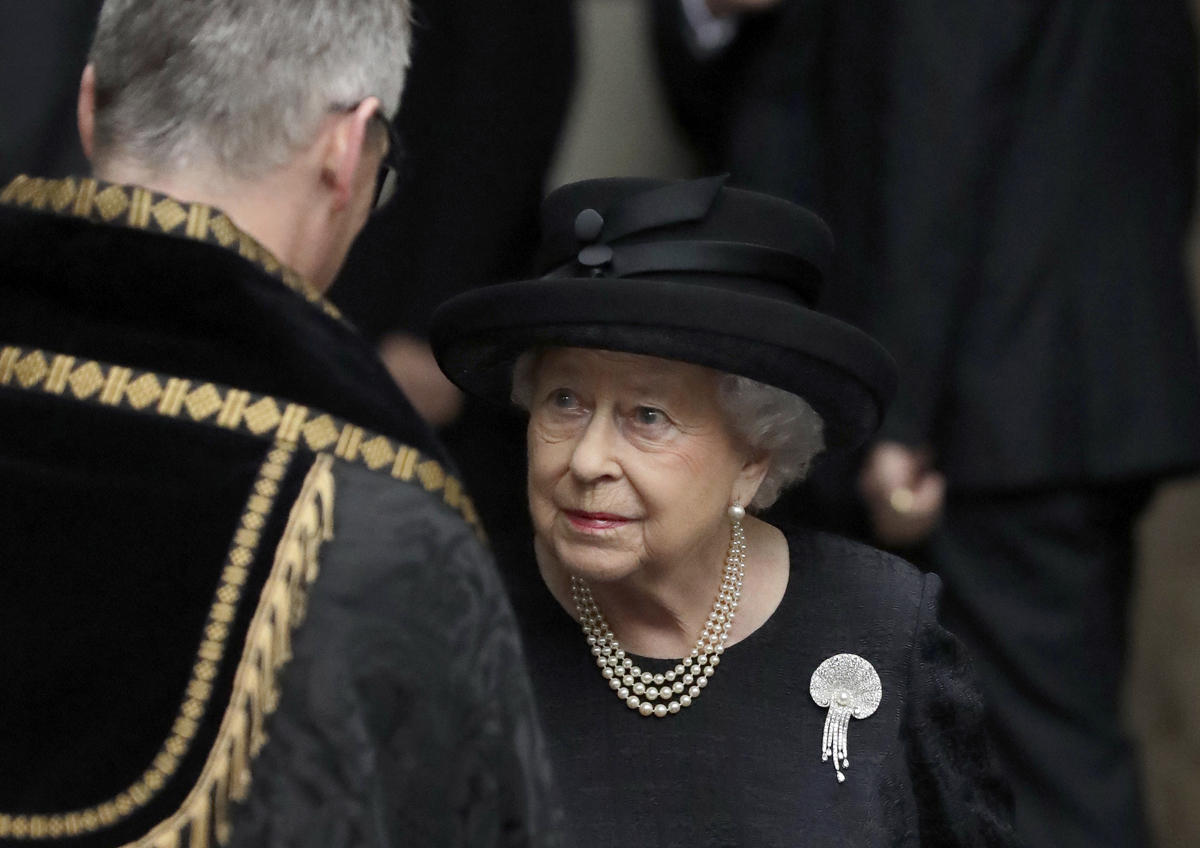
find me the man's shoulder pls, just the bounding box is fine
[314,458,498,609]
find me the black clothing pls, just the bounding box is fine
[653,4,1200,844]
[500,528,1018,847]
[331,0,576,343]
[0,1,103,184]
[227,462,560,848]
[932,485,1154,848]
[0,177,559,847]
[654,0,1200,489]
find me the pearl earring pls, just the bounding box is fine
[728,501,746,521]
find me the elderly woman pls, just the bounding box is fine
[430,177,1017,846]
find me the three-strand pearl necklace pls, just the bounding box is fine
[570,517,747,717]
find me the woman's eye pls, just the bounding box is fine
[551,389,578,410]
[634,406,665,426]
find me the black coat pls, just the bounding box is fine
[654,0,1200,489]
[500,528,1019,847]
[0,178,561,847]
[331,0,576,342]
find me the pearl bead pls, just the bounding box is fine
[572,518,746,720]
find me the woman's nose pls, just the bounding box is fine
[568,414,621,482]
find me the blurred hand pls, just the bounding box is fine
[704,0,784,17]
[378,333,464,429]
[858,441,946,549]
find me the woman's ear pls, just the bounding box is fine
[733,451,771,509]
[78,64,97,162]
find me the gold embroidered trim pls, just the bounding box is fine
[0,175,342,322]
[122,452,336,848]
[0,442,298,842]
[0,344,485,542]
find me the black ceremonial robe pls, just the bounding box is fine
[0,176,561,848]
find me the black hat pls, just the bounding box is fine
[429,176,896,450]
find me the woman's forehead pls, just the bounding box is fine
[536,347,716,389]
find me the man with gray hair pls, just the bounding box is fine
[0,1,561,846]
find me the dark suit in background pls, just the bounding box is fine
[0,0,104,184]
[654,1,1200,846]
[330,0,575,543]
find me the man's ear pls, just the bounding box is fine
[78,64,97,162]
[323,97,380,211]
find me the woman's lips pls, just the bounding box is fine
[563,510,634,532]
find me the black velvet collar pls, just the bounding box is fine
[0,174,449,468]
[0,176,457,844]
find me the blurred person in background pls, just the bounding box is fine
[331,0,576,545]
[654,1,1200,847]
[0,0,560,844]
[0,0,104,183]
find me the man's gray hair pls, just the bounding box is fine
[89,0,411,179]
[511,350,825,511]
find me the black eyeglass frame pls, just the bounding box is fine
[330,102,403,214]
[369,111,403,214]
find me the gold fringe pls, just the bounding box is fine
[121,453,336,848]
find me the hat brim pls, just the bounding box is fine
[430,278,897,451]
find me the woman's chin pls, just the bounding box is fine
[548,538,642,585]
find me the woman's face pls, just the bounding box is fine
[527,348,766,584]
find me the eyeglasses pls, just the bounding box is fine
[369,111,402,214]
[331,102,403,214]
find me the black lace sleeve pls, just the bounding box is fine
[905,573,1020,847]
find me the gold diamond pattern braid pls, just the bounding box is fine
[571,517,747,718]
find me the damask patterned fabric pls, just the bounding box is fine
[0,182,560,847]
[226,463,564,848]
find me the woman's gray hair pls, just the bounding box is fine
[511,350,825,511]
[89,0,411,179]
